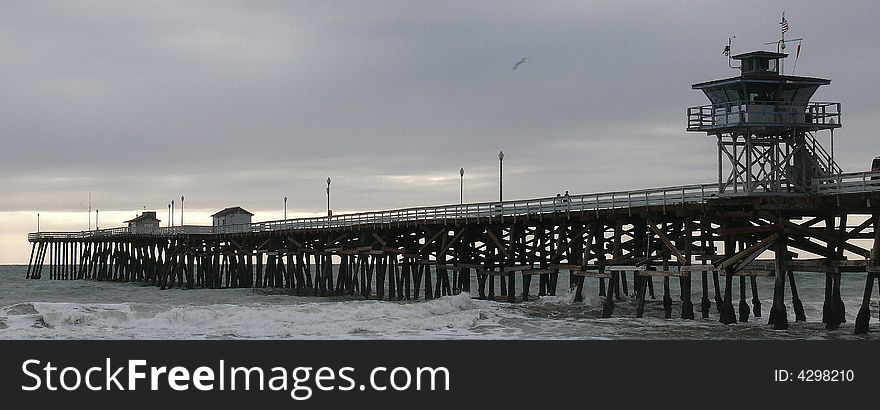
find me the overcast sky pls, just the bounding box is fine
[2,1,879,263]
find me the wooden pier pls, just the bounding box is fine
[23,47,880,334]
[25,173,880,333]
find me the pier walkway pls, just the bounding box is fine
[29,171,880,240]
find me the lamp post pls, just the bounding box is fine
[180,195,185,226]
[326,177,332,217]
[167,203,171,228]
[171,200,175,228]
[498,151,504,203]
[459,167,465,204]
[284,196,288,220]
[95,209,99,230]
[37,213,40,233]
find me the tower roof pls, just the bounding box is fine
[731,51,788,60]
[691,74,830,90]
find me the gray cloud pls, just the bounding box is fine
[2,0,879,219]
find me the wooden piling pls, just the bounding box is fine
[662,254,673,319]
[719,235,737,324]
[788,271,806,323]
[750,276,761,317]
[680,221,694,320]
[855,213,879,334]
[738,275,750,322]
[769,237,789,330]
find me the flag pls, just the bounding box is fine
[796,42,801,59]
[780,13,789,34]
[722,45,730,56]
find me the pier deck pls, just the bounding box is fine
[28,171,880,239]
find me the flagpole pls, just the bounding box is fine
[780,12,785,74]
[766,12,799,75]
[765,13,799,75]
[781,12,786,44]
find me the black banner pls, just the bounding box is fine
[0,340,876,407]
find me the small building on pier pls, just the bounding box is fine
[212,207,253,228]
[124,211,160,234]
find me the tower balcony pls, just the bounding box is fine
[687,101,840,132]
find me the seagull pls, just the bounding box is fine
[512,56,528,70]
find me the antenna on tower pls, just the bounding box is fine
[724,35,740,69]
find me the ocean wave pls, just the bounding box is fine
[0,293,508,340]
[3,266,880,340]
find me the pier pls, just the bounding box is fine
[24,47,880,334]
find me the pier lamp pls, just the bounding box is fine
[498,151,504,203]
[95,209,99,230]
[171,200,175,228]
[37,213,40,233]
[284,196,288,220]
[167,203,171,228]
[180,195,185,226]
[326,177,332,217]
[460,167,465,205]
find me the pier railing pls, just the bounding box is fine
[27,171,880,241]
[246,182,719,232]
[28,183,719,240]
[687,101,841,131]
[813,171,880,194]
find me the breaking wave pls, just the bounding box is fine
[2,265,879,340]
[0,293,513,339]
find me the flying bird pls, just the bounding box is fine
[512,56,528,70]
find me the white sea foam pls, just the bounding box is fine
[2,265,879,340]
[0,292,511,339]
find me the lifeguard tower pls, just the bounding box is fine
[687,49,841,195]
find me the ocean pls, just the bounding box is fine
[1,265,878,340]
